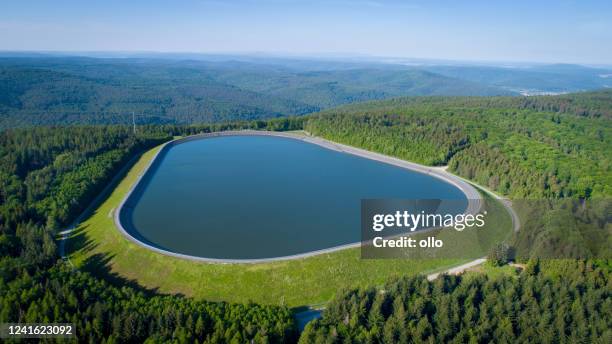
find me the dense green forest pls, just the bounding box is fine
[0,124,298,343]
[207,68,513,108]
[3,57,611,129]
[0,56,515,128]
[0,64,316,128]
[300,260,611,343]
[1,88,610,342]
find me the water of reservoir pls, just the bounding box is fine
[121,135,467,260]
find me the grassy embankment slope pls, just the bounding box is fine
[66,138,511,308]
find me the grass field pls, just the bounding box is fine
[66,141,512,308]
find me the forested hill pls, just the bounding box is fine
[0,125,298,343]
[305,90,611,259]
[300,260,610,343]
[306,90,612,199]
[0,57,513,128]
[206,68,514,108]
[324,90,612,119]
[0,64,316,128]
[0,106,609,341]
[4,56,612,129]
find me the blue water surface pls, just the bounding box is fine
[124,135,466,259]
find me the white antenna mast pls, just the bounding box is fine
[132,111,136,134]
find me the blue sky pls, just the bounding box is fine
[1,0,611,64]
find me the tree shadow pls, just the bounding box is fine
[66,222,185,297]
[80,251,173,297]
[66,224,96,254]
[60,145,190,298]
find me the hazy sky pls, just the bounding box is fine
[1,0,611,64]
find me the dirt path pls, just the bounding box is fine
[426,258,488,281]
[58,154,141,266]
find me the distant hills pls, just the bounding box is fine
[215,68,515,108]
[420,63,612,95]
[0,59,316,128]
[0,55,610,128]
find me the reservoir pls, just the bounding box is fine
[119,134,468,261]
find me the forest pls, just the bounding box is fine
[0,56,582,129]
[300,260,611,343]
[305,90,611,199]
[2,56,611,129]
[0,124,298,343]
[0,89,610,342]
[0,64,317,128]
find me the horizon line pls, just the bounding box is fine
[1,49,611,68]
